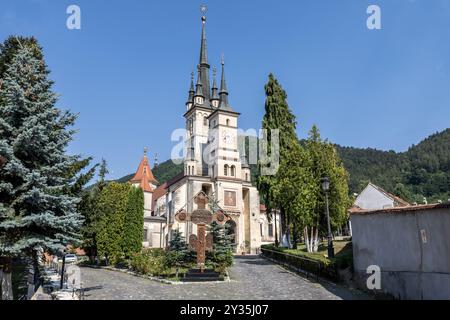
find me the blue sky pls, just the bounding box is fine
[1,0,449,179]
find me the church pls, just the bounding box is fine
[129,12,273,254]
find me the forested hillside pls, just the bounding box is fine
[117,129,449,203]
[336,129,449,203]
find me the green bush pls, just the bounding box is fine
[129,248,167,276]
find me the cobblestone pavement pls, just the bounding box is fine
[80,255,369,300]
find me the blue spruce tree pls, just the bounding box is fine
[0,44,83,297]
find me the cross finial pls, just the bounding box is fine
[221,53,225,66]
[200,4,208,17]
[144,147,148,156]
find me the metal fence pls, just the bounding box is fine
[261,247,338,282]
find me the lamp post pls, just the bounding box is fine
[321,177,334,259]
[60,249,66,290]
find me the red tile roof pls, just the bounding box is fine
[130,154,158,192]
[152,182,168,211]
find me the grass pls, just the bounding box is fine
[262,240,353,270]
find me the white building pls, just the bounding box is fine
[131,13,263,254]
[353,182,410,210]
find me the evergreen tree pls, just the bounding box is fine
[166,230,189,278]
[96,182,130,265]
[257,73,301,247]
[302,125,350,252]
[122,186,144,259]
[0,43,83,296]
[80,159,108,262]
[209,221,234,272]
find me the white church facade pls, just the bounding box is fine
[129,13,266,254]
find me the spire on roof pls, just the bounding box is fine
[211,66,220,106]
[194,65,204,99]
[130,149,159,192]
[198,7,211,102]
[219,55,231,110]
[186,72,195,105]
[154,153,159,168]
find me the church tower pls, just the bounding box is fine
[184,13,215,177]
[167,7,261,254]
[130,148,159,217]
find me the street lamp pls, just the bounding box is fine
[60,249,67,290]
[321,177,335,259]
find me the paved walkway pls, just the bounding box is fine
[80,255,369,300]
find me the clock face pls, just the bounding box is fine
[222,131,232,144]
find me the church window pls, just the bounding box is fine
[260,224,263,237]
[224,164,228,176]
[226,119,230,126]
[268,224,274,237]
[230,165,235,177]
[203,117,208,126]
[188,166,191,175]
[143,229,148,241]
[245,173,248,181]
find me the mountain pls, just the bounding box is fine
[336,129,450,203]
[116,129,450,203]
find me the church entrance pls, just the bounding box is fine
[225,220,237,252]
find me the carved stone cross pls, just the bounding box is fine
[174,192,232,272]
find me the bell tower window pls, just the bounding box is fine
[224,164,228,176]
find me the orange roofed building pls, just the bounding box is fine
[130,149,166,248]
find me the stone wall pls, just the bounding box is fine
[351,204,450,299]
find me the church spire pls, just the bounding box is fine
[219,56,231,110]
[211,67,220,108]
[186,72,195,106]
[194,65,204,102]
[198,7,211,102]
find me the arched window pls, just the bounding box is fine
[203,116,208,126]
[188,166,191,175]
[245,173,248,181]
[230,165,235,177]
[224,164,229,176]
[226,119,230,126]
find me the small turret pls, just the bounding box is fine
[211,66,220,108]
[219,56,232,110]
[186,72,195,110]
[194,65,205,105]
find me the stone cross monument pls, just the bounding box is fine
[175,192,230,272]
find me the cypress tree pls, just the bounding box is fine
[96,182,130,265]
[80,159,109,262]
[122,186,144,259]
[0,43,83,296]
[257,73,301,247]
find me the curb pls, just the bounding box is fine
[81,264,231,285]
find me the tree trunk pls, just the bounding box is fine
[313,225,319,252]
[1,257,14,300]
[279,207,289,247]
[304,227,310,253]
[292,221,298,249]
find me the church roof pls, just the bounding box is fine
[152,182,168,211]
[130,150,158,192]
